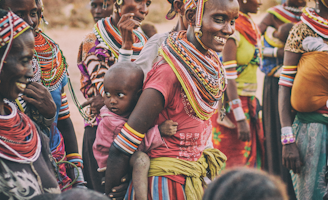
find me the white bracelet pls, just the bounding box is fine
[44,113,56,127]
[232,107,246,121]
[281,126,293,136]
[262,47,275,58]
[118,49,133,62]
[273,47,278,58]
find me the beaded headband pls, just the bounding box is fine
[0,11,30,74]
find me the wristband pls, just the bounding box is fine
[229,99,242,109]
[263,47,275,58]
[118,49,133,62]
[232,107,246,121]
[281,126,295,145]
[44,113,56,127]
[273,47,278,58]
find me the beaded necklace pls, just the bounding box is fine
[34,31,67,91]
[0,100,41,163]
[301,7,328,39]
[159,31,227,121]
[268,4,302,23]
[93,17,147,60]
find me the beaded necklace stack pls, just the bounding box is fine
[0,101,41,163]
[301,7,328,39]
[267,4,303,23]
[94,17,147,60]
[34,31,67,92]
[159,31,227,121]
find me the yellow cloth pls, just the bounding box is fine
[148,148,227,200]
[291,51,328,112]
[230,31,258,96]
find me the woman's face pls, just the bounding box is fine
[2,0,38,34]
[120,0,152,23]
[200,0,239,52]
[91,0,113,23]
[0,31,34,101]
[240,0,262,14]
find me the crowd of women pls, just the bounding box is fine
[0,0,328,199]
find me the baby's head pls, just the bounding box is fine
[103,62,144,116]
[141,22,157,38]
[276,23,294,43]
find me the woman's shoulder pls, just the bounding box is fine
[285,22,316,53]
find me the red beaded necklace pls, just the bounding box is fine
[0,101,41,163]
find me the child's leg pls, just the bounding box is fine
[130,151,150,200]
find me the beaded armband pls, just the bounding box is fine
[281,126,295,145]
[66,153,86,187]
[66,153,83,169]
[58,92,70,120]
[223,61,237,80]
[278,65,297,88]
[113,123,145,155]
[229,99,246,121]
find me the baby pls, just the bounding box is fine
[93,62,177,200]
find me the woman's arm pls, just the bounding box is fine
[258,13,273,34]
[278,51,302,173]
[222,38,251,141]
[105,88,164,195]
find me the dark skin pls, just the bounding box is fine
[105,0,239,195]
[258,0,306,58]
[91,0,114,23]
[1,0,56,119]
[222,0,261,142]
[278,0,328,174]
[0,30,35,115]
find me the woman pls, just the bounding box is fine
[77,0,150,192]
[1,0,84,190]
[211,0,264,168]
[278,0,328,199]
[90,0,113,23]
[104,0,238,198]
[0,9,60,199]
[258,1,305,199]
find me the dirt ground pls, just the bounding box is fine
[46,19,265,153]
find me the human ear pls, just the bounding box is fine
[173,0,185,15]
[185,8,196,26]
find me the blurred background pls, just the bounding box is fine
[42,0,283,153]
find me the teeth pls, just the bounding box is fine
[214,36,227,44]
[16,82,26,90]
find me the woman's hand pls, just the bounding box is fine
[237,119,251,141]
[282,143,302,174]
[22,82,56,119]
[81,94,104,115]
[107,174,131,200]
[118,13,141,50]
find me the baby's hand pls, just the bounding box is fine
[159,120,178,136]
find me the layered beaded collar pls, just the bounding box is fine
[301,7,328,39]
[267,4,303,23]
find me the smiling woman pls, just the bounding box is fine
[0,10,60,200]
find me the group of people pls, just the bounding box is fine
[0,0,328,199]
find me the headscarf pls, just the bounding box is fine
[0,11,30,74]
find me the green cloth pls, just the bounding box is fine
[297,112,328,124]
[148,148,227,200]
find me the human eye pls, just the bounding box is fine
[105,91,111,98]
[91,3,97,8]
[118,93,125,98]
[214,16,224,24]
[22,56,32,64]
[31,10,37,17]
[15,12,23,18]
[146,0,152,6]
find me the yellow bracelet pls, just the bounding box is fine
[124,123,145,139]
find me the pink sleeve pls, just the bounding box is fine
[138,125,164,152]
[143,62,178,108]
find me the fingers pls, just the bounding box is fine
[81,99,93,108]
[21,95,39,106]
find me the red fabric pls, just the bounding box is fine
[93,106,164,169]
[144,62,212,162]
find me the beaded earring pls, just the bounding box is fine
[316,0,320,13]
[243,0,247,3]
[103,0,108,9]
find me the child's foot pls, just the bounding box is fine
[217,116,236,129]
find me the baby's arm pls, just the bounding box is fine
[130,151,150,200]
[303,37,328,52]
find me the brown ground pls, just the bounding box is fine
[46,19,265,153]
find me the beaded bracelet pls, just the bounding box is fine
[118,48,133,62]
[281,126,295,145]
[113,123,145,155]
[67,153,84,169]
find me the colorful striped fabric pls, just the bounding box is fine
[58,92,70,120]
[223,61,238,80]
[267,4,302,23]
[301,7,328,39]
[124,176,186,200]
[278,65,297,87]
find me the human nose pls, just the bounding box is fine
[222,23,234,36]
[109,97,117,105]
[24,15,35,28]
[139,3,148,16]
[25,62,34,79]
[95,5,102,14]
